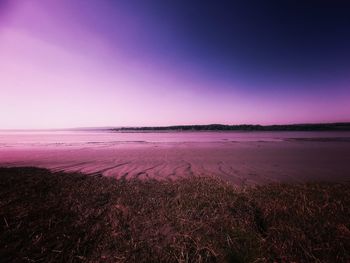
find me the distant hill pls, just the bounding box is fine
[112,123,350,132]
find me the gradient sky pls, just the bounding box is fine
[0,0,350,128]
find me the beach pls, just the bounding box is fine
[1,130,350,262]
[0,130,350,185]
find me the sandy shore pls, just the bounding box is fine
[1,139,350,185]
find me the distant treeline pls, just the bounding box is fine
[113,123,350,132]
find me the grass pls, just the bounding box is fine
[0,167,349,262]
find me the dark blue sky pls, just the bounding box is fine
[127,0,350,87]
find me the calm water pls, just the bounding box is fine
[0,130,349,148]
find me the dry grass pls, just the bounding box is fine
[0,167,349,262]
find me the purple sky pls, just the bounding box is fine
[0,0,349,129]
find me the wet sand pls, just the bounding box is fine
[0,131,349,185]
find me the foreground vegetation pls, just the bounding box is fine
[0,167,349,262]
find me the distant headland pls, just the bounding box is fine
[112,122,350,132]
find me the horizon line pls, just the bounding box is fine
[1,122,350,131]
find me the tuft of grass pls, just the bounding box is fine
[0,167,349,262]
[248,183,350,262]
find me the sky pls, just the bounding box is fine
[0,0,349,129]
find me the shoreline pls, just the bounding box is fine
[1,137,349,183]
[1,166,349,262]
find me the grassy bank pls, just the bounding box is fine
[0,167,349,262]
